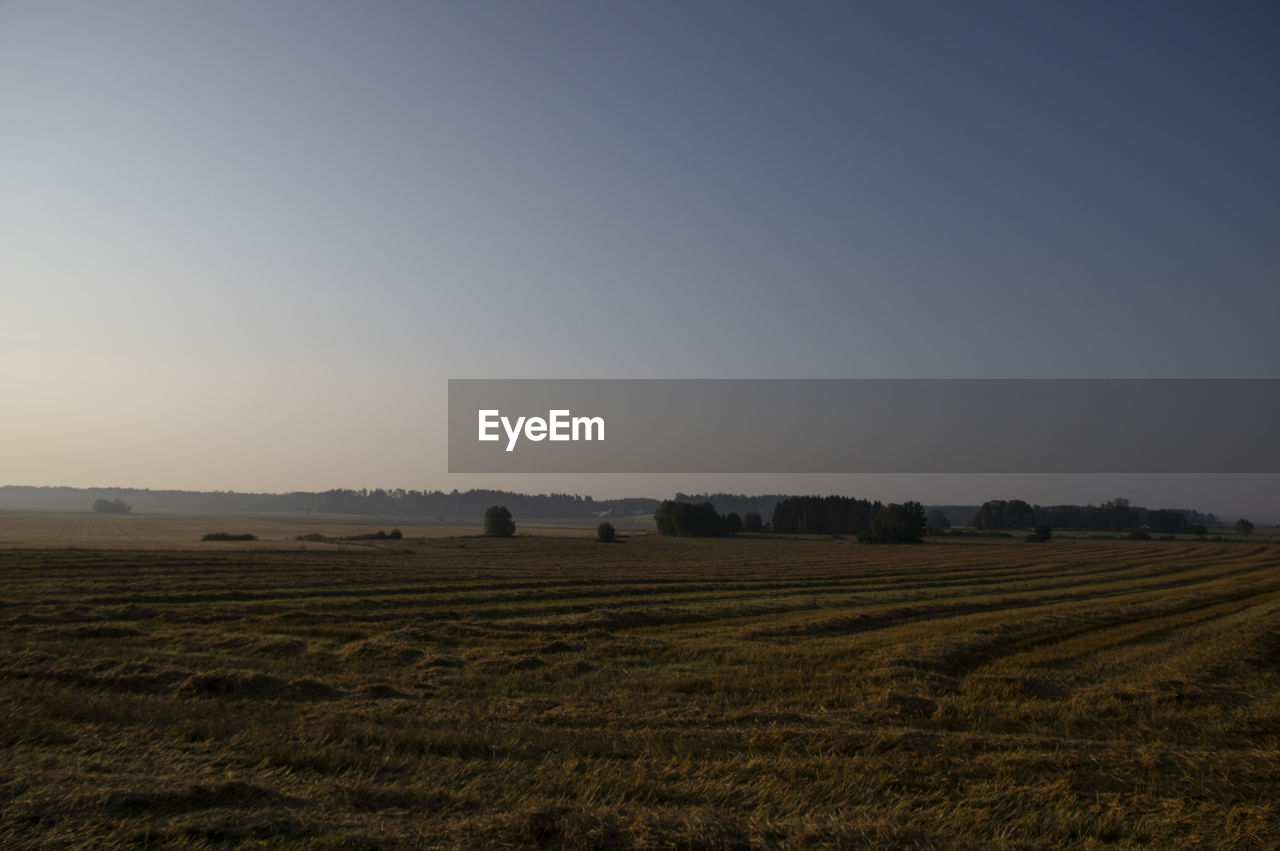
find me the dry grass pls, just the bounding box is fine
[2,534,1278,848]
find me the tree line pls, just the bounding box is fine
[655,496,928,543]
[0,486,1241,535]
[0,486,658,519]
[970,498,1219,534]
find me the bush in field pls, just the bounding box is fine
[725,512,744,535]
[92,497,132,515]
[202,532,256,541]
[743,511,764,533]
[343,529,402,541]
[484,505,515,537]
[1235,518,1254,536]
[1026,524,1052,542]
[596,522,617,543]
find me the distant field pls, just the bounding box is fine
[2,535,1278,847]
[0,512,619,549]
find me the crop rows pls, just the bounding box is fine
[2,536,1278,847]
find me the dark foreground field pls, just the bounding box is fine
[2,535,1279,848]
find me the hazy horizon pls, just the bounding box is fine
[4,2,1277,515]
[0,476,1274,522]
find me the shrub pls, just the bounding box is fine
[1128,528,1151,541]
[596,522,616,543]
[92,497,132,515]
[1028,524,1052,542]
[484,505,515,537]
[202,532,256,542]
[342,530,402,541]
[1235,519,1254,536]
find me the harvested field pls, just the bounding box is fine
[2,535,1278,847]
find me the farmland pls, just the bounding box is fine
[2,525,1279,847]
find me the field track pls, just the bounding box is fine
[2,535,1278,847]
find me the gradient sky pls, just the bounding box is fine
[2,1,1277,515]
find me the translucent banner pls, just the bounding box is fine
[448,379,1280,473]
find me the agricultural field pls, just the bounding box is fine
[2,530,1279,848]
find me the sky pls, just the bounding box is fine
[2,1,1277,516]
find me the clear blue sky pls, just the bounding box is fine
[2,1,1277,514]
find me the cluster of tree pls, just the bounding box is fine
[201,532,255,541]
[970,499,1037,531]
[767,496,926,543]
[483,505,515,537]
[654,500,743,537]
[860,501,928,543]
[771,495,880,535]
[91,497,132,515]
[1026,524,1053,543]
[971,498,1219,534]
[672,493,789,521]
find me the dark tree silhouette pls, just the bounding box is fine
[654,500,730,537]
[1027,524,1052,543]
[92,497,132,515]
[971,499,1035,530]
[771,495,879,535]
[861,501,928,544]
[483,505,515,537]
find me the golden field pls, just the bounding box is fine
[2,521,1278,848]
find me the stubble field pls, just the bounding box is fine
[2,528,1278,848]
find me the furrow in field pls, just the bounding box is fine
[737,559,1279,642]
[962,591,1280,690]
[860,579,1280,683]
